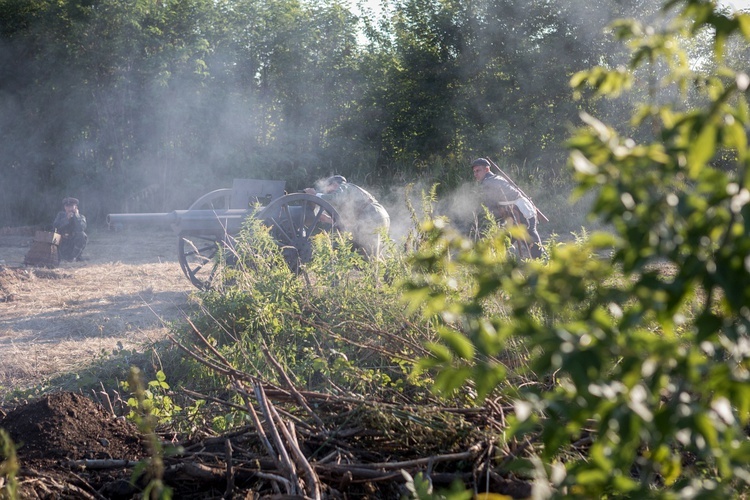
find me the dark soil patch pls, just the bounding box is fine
[0,392,148,499]
[0,266,29,302]
[29,268,70,280]
[1,392,144,468]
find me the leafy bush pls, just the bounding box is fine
[403,2,750,498]
[178,217,440,410]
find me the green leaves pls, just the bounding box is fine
[437,326,474,361]
[570,66,633,97]
[0,429,20,498]
[688,119,718,172]
[404,1,750,497]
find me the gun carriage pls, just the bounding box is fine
[107,179,340,290]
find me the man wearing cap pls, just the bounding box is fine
[471,158,545,259]
[53,197,88,261]
[305,175,390,259]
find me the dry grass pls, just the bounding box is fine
[0,227,196,401]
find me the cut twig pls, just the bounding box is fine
[67,459,139,470]
[267,397,322,500]
[223,438,235,499]
[253,382,300,495]
[229,379,291,496]
[261,342,326,429]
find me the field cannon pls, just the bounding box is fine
[107,179,340,289]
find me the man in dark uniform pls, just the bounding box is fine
[53,197,88,261]
[305,175,390,259]
[471,158,545,259]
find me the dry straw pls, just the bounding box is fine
[0,229,194,397]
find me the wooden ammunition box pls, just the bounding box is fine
[24,240,60,268]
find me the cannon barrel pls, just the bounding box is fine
[107,212,178,225]
[107,209,252,234]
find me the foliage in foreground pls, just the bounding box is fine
[403,2,750,498]
[0,429,19,499]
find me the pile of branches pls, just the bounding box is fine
[135,323,536,499]
[6,314,536,498]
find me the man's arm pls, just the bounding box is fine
[53,212,86,233]
[52,212,68,230]
[75,214,87,232]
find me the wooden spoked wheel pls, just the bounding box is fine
[257,193,340,272]
[175,189,237,289]
[177,192,340,288]
[177,231,236,290]
[188,188,233,210]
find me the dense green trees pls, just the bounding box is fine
[0,0,744,225]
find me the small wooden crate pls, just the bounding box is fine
[24,239,60,268]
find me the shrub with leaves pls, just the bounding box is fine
[181,216,437,406]
[404,2,750,497]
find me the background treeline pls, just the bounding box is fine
[0,0,738,226]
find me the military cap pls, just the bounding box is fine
[327,175,347,185]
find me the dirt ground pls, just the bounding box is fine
[0,391,149,498]
[0,226,202,497]
[0,226,195,401]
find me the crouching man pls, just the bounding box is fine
[53,197,88,261]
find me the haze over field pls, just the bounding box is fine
[723,0,750,10]
[1,0,748,238]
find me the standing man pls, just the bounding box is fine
[305,175,390,259]
[471,158,545,259]
[53,197,88,261]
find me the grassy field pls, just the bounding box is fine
[0,227,196,402]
